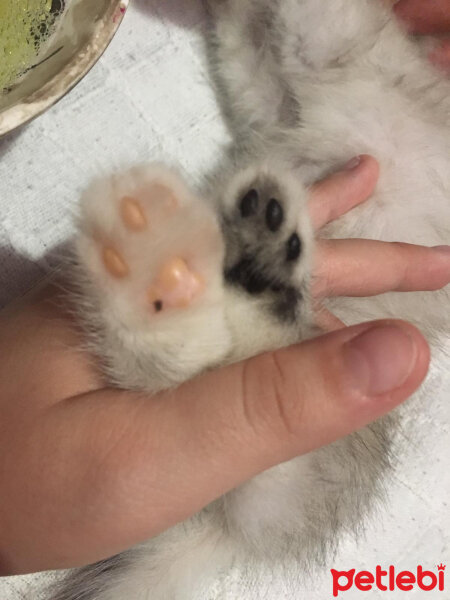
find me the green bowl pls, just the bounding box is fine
[0,0,129,137]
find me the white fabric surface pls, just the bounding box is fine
[0,1,448,598]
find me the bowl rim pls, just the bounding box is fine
[0,0,130,138]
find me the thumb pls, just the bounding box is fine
[6,320,429,572]
[161,319,429,495]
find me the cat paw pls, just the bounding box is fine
[220,164,313,322]
[77,165,223,317]
[75,165,231,389]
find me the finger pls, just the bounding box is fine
[309,155,380,230]
[314,240,450,298]
[313,304,346,331]
[429,40,450,73]
[1,321,429,573]
[394,0,450,35]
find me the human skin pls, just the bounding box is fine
[395,0,450,35]
[1,154,450,575]
[395,0,450,71]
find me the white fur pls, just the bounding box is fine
[53,1,450,598]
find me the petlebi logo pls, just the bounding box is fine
[331,564,446,597]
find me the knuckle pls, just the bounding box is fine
[313,243,334,297]
[241,352,305,440]
[388,242,411,290]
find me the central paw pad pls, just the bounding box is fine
[148,258,204,313]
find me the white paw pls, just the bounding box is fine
[76,165,231,390]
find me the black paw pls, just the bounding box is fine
[223,180,305,322]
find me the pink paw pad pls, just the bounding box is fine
[102,247,129,279]
[148,258,204,313]
[120,196,148,231]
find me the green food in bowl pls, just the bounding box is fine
[0,0,128,137]
[0,0,64,92]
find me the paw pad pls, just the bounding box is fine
[120,196,148,231]
[80,166,223,327]
[148,258,204,313]
[102,247,129,279]
[224,179,305,321]
[286,233,301,261]
[266,198,284,232]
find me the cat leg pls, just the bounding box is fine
[214,158,314,361]
[206,0,299,139]
[74,164,232,391]
[271,0,450,121]
[222,416,396,565]
[207,0,394,135]
[272,0,395,74]
[48,511,236,600]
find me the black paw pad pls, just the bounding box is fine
[225,257,271,295]
[266,199,284,232]
[286,233,301,261]
[240,189,259,217]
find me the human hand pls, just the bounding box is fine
[394,0,450,71]
[1,159,449,575]
[309,155,450,329]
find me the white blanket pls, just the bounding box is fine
[0,1,448,598]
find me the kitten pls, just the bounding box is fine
[50,0,450,598]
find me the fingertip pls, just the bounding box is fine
[423,245,450,291]
[262,320,431,454]
[355,154,380,192]
[360,154,380,177]
[346,154,379,184]
[337,320,430,426]
[377,320,431,408]
[310,154,380,229]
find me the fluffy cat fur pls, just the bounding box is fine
[49,0,450,598]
